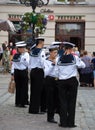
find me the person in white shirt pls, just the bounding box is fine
[44,44,59,123]
[57,42,85,128]
[29,37,46,114]
[11,41,29,108]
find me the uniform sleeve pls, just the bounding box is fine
[44,60,55,77]
[11,61,14,75]
[20,52,29,67]
[75,56,86,68]
[40,50,46,69]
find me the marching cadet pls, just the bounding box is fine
[44,44,59,123]
[57,42,86,128]
[11,41,29,107]
[29,37,45,114]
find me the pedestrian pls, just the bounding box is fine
[11,41,29,108]
[57,42,85,128]
[91,52,95,87]
[44,44,59,123]
[2,46,10,73]
[29,37,45,114]
[0,46,3,65]
[79,50,93,87]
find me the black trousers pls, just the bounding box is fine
[14,69,28,106]
[40,80,47,112]
[45,76,59,120]
[57,77,78,126]
[29,68,44,113]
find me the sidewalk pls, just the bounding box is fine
[0,73,95,130]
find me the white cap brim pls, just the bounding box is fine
[16,44,26,47]
[51,41,62,45]
[15,41,26,47]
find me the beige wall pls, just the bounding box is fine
[0,4,95,52]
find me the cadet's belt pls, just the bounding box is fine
[46,76,58,81]
[15,68,28,71]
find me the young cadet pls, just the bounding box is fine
[29,37,45,114]
[44,44,59,123]
[57,42,86,128]
[11,41,29,108]
[51,41,64,58]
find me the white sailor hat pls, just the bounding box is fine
[51,41,62,46]
[48,44,59,51]
[63,42,75,49]
[15,41,26,48]
[35,37,45,46]
[35,37,44,41]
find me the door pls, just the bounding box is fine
[55,22,85,51]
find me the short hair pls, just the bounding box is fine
[93,52,95,56]
[49,48,58,52]
[83,50,88,55]
[35,38,44,46]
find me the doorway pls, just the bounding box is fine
[70,37,82,51]
[55,22,85,51]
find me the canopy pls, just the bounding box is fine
[0,19,16,32]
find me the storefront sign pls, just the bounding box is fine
[40,8,54,13]
[56,15,85,21]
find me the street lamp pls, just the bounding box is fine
[19,0,49,46]
[19,0,49,12]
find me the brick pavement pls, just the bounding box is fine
[0,73,95,130]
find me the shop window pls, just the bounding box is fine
[56,0,86,4]
[56,23,84,35]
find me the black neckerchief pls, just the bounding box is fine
[58,53,76,66]
[12,53,21,62]
[30,48,42,57]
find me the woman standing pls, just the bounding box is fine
[79,50,93,87]
[11,41,29,107]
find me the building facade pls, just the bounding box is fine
[0,0,95,52]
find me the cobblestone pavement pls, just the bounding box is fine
[0,73,95,130]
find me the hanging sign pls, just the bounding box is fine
[48,15,55,21]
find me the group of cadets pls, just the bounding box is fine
[11,37,85,128]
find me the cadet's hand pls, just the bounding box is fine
[52,61,56,66]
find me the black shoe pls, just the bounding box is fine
[40,109,47,113]
[28,111,45,114]
[15,104,20,107]
[58,123,67,127]
[38,112,45,114]
[29,111,38,114]
[19,105,27,108]
[68,124,77,128]
[25,101,30,105]
[48,119,57,123]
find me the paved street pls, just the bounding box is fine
[0,73,95,130]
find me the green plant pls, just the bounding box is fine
[22,12,47,34]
